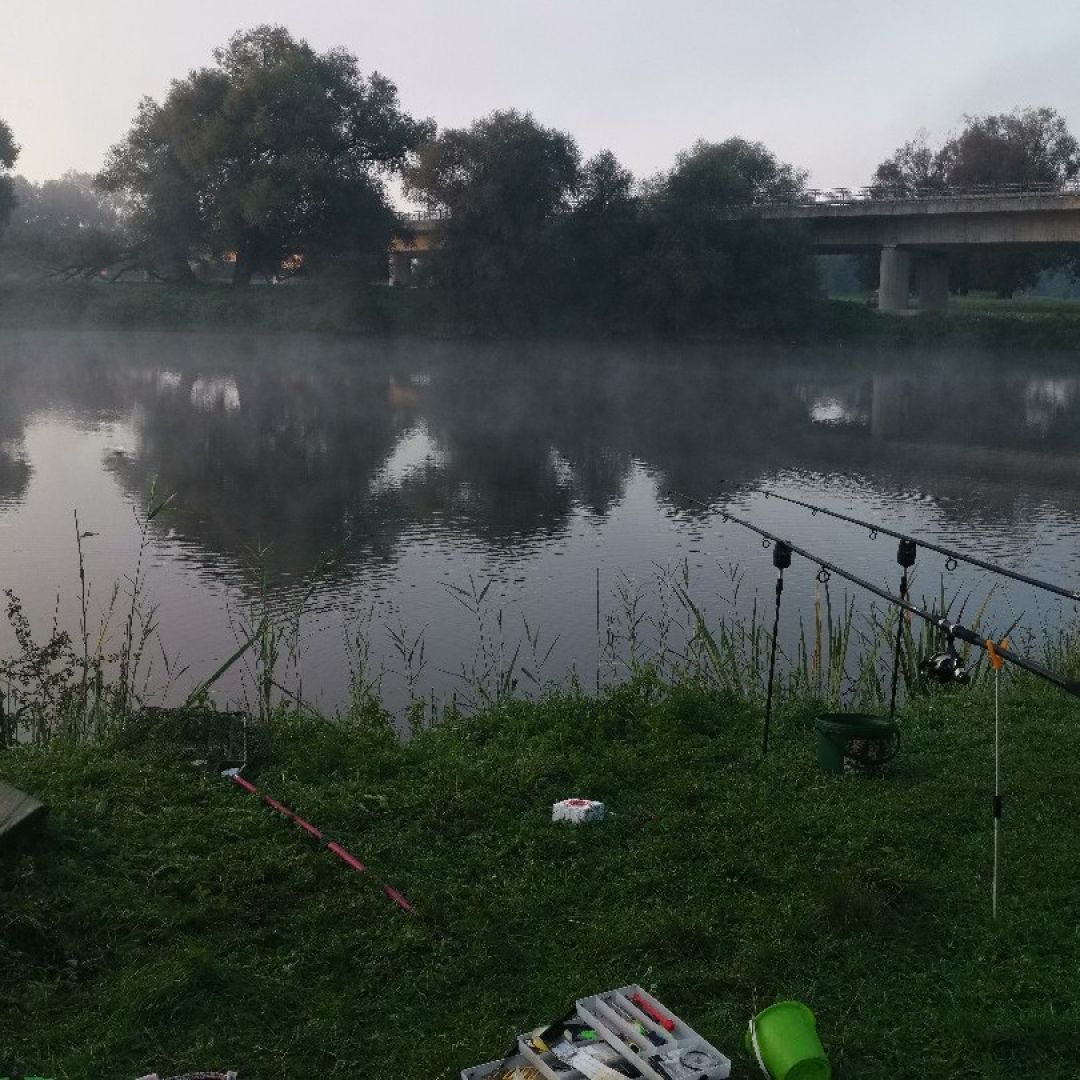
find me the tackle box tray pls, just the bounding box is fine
[460,1053,536,1080]
[576,985,730,1080]
[461,984,730,1080]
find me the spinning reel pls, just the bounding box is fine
[921,644,970,685]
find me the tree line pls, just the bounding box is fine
[2,24,1079,327]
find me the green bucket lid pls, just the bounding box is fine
[814,713,898,739]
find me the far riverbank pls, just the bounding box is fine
[5,282,1080,350]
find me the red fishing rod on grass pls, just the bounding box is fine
[222,769,416,916]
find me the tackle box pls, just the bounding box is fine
[460,1055,535,1079]
[576,985,730,1080]
[460,985,729,1080]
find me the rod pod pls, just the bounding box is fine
[763,540,792,754]
[889,538,918,719]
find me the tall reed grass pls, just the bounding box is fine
[1,511,1071,748]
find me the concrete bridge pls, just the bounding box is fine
[388,213,445,287]
[725,184,1080,312]
[393,185,1080,311]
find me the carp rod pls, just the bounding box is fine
[717,482,1080,604]
[670,490,1080,702]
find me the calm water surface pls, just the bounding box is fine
[1,329,1078,714]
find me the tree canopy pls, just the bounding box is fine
[874,108,1080,194]
[403,109,580,288]
[657,138,807,216]
[3,172,127,279]
[99,25,433,283]
[631,138,818,331]
[0,118,19,240]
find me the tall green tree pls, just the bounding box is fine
[633,138,818,331]
[403,109,581,290]
[872,108,1080,296]
[99,25,433,284]
[659,137,806,215]
[942,108,1080,188]
[548,150,644,321]
[0,119,19,241]
[871,131,948,196]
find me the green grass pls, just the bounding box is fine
[7,281,1080,349]
[819,293,1080,349]
[3,672,1078,1079]
[0,282,445,336]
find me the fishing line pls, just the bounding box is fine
[669,490,1080,701]
[727,484,1080,604]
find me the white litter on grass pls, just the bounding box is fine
[552,798,606,824]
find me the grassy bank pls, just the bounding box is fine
[3,672,1078,1079]
[0,282,445,336]
[820,295,1080,350]
[5,281,1080,348]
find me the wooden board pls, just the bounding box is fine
[0,779,47,843]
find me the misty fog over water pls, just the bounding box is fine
[1,328,1078,715]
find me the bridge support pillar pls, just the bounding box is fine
[917,253,950,312]
[389,251,413,287]
[878,245,911,313]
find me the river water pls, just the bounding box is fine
[0,329,1078,715]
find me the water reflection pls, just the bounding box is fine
[0,329,1078,708]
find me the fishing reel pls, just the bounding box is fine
[921,649,970,685]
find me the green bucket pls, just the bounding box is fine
[814,713,899,776]
[745,1000,830,1080]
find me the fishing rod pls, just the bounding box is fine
[670,490,1080,701]
[721,483,1080,604]
[222,769,417,916]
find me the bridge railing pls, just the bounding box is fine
[394,180,1080,226]
[754,179,1080,207]
[397,209,452,222]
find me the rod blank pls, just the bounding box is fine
[746,486,1080,603]
[672,490,1080,701]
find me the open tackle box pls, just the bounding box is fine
[462,984,730,1080]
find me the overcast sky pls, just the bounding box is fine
[5,0,1080,198]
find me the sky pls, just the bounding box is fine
[4,0,1080,199]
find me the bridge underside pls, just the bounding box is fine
[805,206,1080,313]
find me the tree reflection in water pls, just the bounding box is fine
[1,329,1079,708]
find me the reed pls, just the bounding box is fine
[0,520,1064,747]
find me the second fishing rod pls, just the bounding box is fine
[672,490,1080,716]
[720,482,1080,604]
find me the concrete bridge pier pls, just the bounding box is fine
[917,253,950,312]
[389,251,413,287]
[878,245,912,313]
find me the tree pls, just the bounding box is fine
[3,172,127,279]
[403,109,580,290]
[0,118,18,241]
[942,107,1080,189]
[659,137,807,216]
[871,131,948,196]
[99,25,433,284]
[632,138,819,331]
[547,150,645,320]
[871,108,1080,296]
